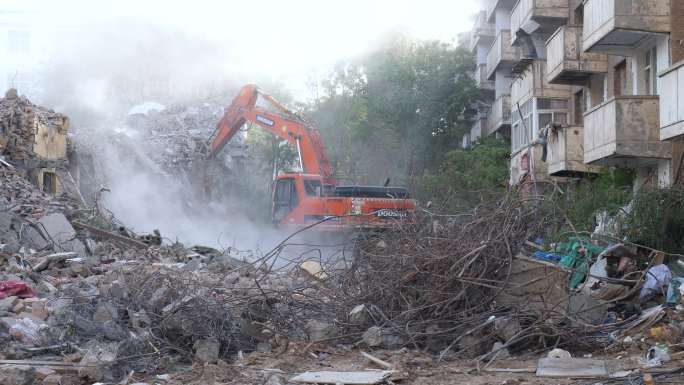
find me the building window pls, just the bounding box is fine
[511,98,568,153]
[512,99,533,153]
[644,46,658,95]
[8,31,31,53]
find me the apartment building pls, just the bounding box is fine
[470,0,682,189]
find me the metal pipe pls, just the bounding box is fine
[295,137,304,171]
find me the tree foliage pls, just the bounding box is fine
[418,137,510,210]
[305,35,478,189]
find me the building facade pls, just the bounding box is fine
[469,0,682,189]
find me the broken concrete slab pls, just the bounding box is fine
[290,370,394,384]
[26,213,85,255]
[536,357,608,378]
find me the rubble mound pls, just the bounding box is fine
[0,89,69,163]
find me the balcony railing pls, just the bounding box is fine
[545,26,608,85]
[584,96,671,165]
[510,60,572,106]
[583,0,671,53]
[546,125,601,176]
[486,30,522,80]
[659,61,684,140]
[470,10,496,52]
[510,0,570,46]
[486,95,512,137]
[474,64,495,91]
[487,0,518,23]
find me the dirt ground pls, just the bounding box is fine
[126,347,602,385]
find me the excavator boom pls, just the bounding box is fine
[210,85,333,178]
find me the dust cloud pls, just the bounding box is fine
[31,21,323,256]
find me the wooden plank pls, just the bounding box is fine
[72,221,148,249]
[290,370,394,384]
[536,358,608,378]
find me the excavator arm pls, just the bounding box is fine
[210,84,333,178]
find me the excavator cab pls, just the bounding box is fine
[273,176,299,223]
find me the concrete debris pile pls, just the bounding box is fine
[0,167,71,220]
[0,89,69,166]
[0,89,83,212]
[128,102,243,171]
[123,101,246,201]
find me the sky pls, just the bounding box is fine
[10,0,481,96]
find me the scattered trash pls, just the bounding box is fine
[645,345,671,367]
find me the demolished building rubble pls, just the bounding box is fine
[1,92,684,385]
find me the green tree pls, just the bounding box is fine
[419,137,510,210]
[306,35,478,189]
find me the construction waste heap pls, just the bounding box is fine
[1,89,684,385]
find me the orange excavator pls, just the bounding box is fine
[209,84,415,230]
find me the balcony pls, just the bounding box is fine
[546,125,601,176]
[470,10,496,52]
[510,0,570,46]
[659,61,684,140]
[510,60,572,106]
[545,26,608,85]
[474,64,495,93]
[487,0,519,23]
[583,0,671,53]
[486,30,522,80]
[486,95,512,137]
[584,96,671,166]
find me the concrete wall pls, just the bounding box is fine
[510,60,572,107]
[33,116,68,160]
[671,0,684,63]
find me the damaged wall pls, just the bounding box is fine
[0,88,72,196]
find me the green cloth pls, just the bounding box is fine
[556,237,605,289]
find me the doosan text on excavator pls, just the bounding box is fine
[209,84,416,230]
